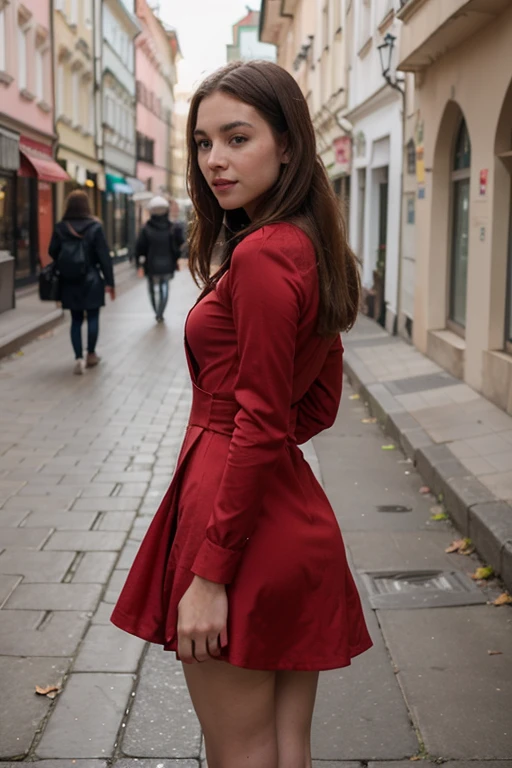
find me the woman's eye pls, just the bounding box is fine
[231,136,247,146]
[197,140,211,150]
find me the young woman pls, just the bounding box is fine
[111,60,372,768]
[49,190,115,374]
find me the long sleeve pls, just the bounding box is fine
[135,227,148,268]
[93,225,114,287]
[295,335,343,445]
[48,230,61,261]
[191,232,304,584]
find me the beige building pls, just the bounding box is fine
[54,0,103,216]
[397,0,512,414]
[260,0,352,215]
[170,83,190,220]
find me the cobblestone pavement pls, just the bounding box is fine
[1,270,511,768]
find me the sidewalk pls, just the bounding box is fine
[0,274,511,766]
[0,260,137,360]
[343,315,512,593]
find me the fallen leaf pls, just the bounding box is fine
[445,537,474,555]
[381,444,396,451]
[361,417,377,424]
[37,330,54,340]
[349,394,360,400]
[431,513,449,521]
[488,650,503,656]
[419,486,430,495]
[35,684,61,696]
[471,566,494,581]
[409,756,421,762]
[15,350,24,356]
[493,592,512,606]
[445,538,466,553]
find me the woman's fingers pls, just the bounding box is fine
[178,634,195,665]
[207,634,221,658]
[192,637,210,663]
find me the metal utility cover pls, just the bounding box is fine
[360,569,487,609]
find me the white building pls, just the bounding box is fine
[101,0,141,256]
[347,0,404,334]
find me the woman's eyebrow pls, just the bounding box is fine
[193,121,254,138]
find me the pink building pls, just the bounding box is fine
[0,0,68,285]
[135,0,179,225]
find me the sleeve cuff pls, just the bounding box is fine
[191,537,244,584]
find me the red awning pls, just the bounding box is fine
[19,146,70,183]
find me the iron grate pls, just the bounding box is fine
[360,569,487,610]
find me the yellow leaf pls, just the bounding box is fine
[381,444,396,451]
[349,394,360,400]
[471,566,494,581]
[361,417,377,424]
[35,684,61,696]
[493,592,512,606]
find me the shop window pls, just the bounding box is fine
[449,119,471,330]
[0,175,14,255]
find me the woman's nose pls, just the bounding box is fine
[207,144,227,169]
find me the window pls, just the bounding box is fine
[449,119,471,330]
[72,71,79,125]
[18,25,28,90]
[136,132,154,164]
[35,48,44,101]
[56,64,64,116]
[0,6,6,72]
[70,0,78,26]
[84,0,93,27]
[407,139,415,174]
[359,0,372,49]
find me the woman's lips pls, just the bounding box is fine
[212,180,237,192]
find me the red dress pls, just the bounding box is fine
[111,223,372,670]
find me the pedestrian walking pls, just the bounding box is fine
[112,60,372,768]
[48,190,115,375]
[135,196,183,322]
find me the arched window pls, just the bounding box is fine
[449,119,471,329]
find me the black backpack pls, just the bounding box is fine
[57,223,88,283]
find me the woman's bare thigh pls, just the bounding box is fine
[182,660,278,768]
[275,670,319,768]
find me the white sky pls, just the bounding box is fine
[159,0,262,92]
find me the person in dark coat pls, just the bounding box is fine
[49,190,115,375]
[135,196,183,322]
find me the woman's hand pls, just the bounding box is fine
[137,267,145,279]
[177,575,228,664]
[106,285,116,300]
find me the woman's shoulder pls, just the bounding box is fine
[234,222,315,266]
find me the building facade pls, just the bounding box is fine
[102,0,140,257]
[260,0,352,235]
[54,0,103,218]
[135,0,179,227]
[228,9,276,63]
[0,0,68,286]
[397,0,512,414]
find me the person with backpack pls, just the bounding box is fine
[49,190,115,375]
[135,196,183,322]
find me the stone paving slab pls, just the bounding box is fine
[36,673,135,759]
[0,574,21,606]
[113,761,199,768]
[0,551,75,582]
[121,646,201,760]
[0,528,53,549]
[72,552,118,584]
[378,606,512,759]
[22,511,97,530]
[0,656,69,759]
[0,762,107,768]
[73,625,146,673]
[5,583,102,611]
[44,531,127,552]
[0,610,90,656]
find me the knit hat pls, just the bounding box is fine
[147,195,170,215]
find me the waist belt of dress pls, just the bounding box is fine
[188,383,298,440]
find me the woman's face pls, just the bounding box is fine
[194,91,288,220]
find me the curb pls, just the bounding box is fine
[0,308,64,360]
[343,346,512,594]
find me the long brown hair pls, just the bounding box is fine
[63,190,94,220]
[186,60,360,335]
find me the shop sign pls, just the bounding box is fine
[333,136,352,174]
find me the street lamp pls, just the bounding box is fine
[378,33,404,96]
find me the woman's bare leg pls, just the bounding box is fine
[274,670,319,768]
[183,660,278,768]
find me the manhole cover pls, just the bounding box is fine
[360,569,487,610]
[377,504,412,513]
